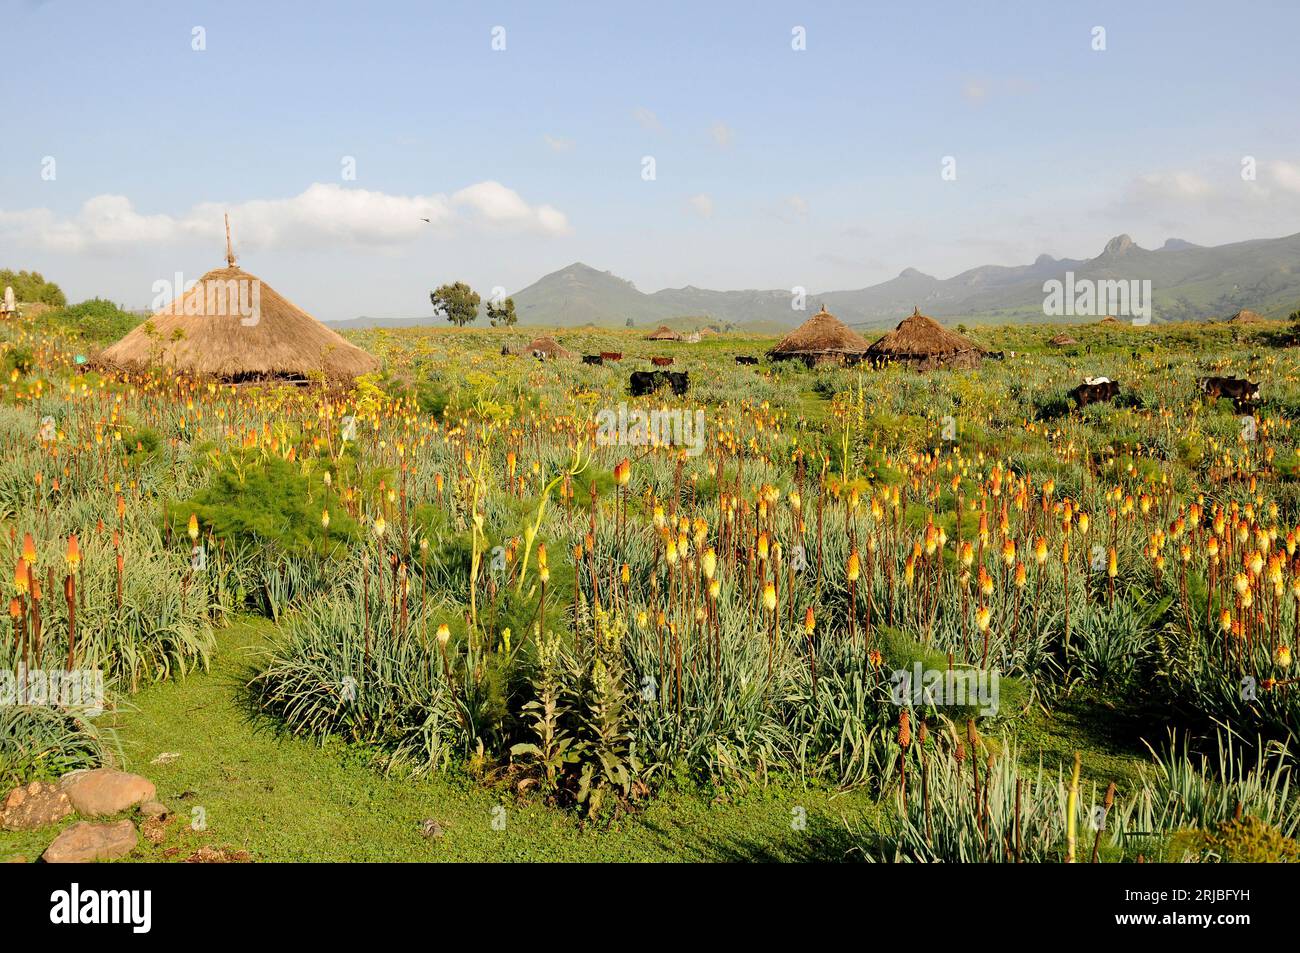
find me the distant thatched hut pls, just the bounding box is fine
[645,325,681,341]
[865,307,985,371]
[1226,308,1268,324]
[1048,332,1079,347]
[522,336,574,359]
[95,261,379,383]
[1097,315,1120,325]
[768,305,870,367]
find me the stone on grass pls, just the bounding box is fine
[139,799,169,819]
[59,768,155,817]
[0,780,74,831]
[42,820,138,863]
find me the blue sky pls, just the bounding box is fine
[3,0,1299,318]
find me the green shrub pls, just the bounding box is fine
[44,298,140,342]
[171,454,358,554]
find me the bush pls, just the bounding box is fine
[44,298,140,342]
[171,454,358,554]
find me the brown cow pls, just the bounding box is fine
[651,356,674,367]
[1200,376,1260,412]
[1069,377,1120,407]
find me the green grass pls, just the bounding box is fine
[1,616,1164,862]
[0,618,873,862]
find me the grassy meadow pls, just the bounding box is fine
[2,304,1299,862]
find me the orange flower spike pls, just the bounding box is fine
[65,535,81,572]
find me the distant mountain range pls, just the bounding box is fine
[328,230,1300,331]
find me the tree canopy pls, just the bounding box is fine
[430,282,480,327]
[0,269,66,306]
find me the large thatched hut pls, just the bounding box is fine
[1226,308,1268,324]
[865,307,985,371]
[96,241,378,382]
[645,325,681,341]
[768,305,870,367]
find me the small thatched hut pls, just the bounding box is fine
[1048,332,1079,347]
[865,307,985,371]
[645,325,681,341]
[1097,315,1120,325]
[520,335,574,359]
[95,263,379,382]
[768,305,870,367]
[1226,308,1268,324]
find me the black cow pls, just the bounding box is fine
[582,354,604,365]
[1069,378,1120,407]
[735,355,759,365]
[629,370,690,397]
[1201,376,1260,412]
[986,351,1006,361]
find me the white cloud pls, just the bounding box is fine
[544,134,574,153]
[689,194,714,219]
[633,106,663,133]
[0,181,570,253]
[1134,170,1212,199]
[1269,160,1300,194]
[710,120,733,148]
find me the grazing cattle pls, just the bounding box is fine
[629,370,690,397]
[663,371,689,395]
[1069,377,1120,407]
[651,356,674,367]
[735,355,759,365]
[600,351,623,361]
[1201,376,1260,411]
[582,354,604,365]
[986,351,1005,361]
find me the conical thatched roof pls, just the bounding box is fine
[96,265,378,381]
[769,306,869,362]
[524,335,574,358]
[1097,315,1120,324]
[645,325,681,341]
[1048,332,1078,347]
[1227,308,1268,324]
[865,308,984,370]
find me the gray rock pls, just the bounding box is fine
[42,820,138,863]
